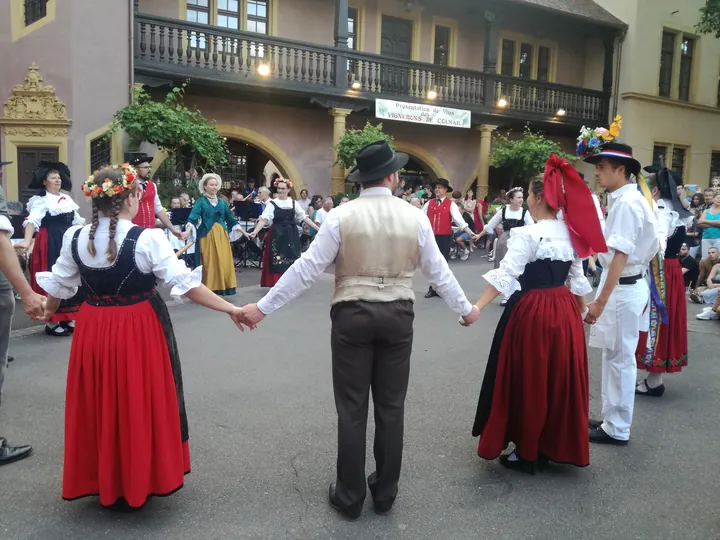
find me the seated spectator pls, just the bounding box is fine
[409,196,422,209]
[693,262,720,313]
[690,247,720,303]
[679,243,699,290]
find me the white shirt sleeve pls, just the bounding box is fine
[0,215,13,235]
[605,201,644,257]
[154,190,164,216]
[523,211,535,226]
[294,202,307,223]
[422,201,429,215]
[72,211,85,226]
[24,197,47,229]
[257,209,341,315]
[35,225,84,299]
[135,229,202,296]
[566,257,593,297]
[450,201,468,229]
[260,202,276,225]
[484,208,503,234]
[417,212,473,316]
[482,231,534,298]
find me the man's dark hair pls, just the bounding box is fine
[605,158,632,180]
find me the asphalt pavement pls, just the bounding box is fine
[2,254,719,540]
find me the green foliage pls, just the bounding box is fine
[107,84,228,168]
[334,122,394,170]
[490,125,577,183]
[697,0,720,37]
[155,156,203,207]
[332,192,359,206]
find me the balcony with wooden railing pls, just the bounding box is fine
[134,14,609,125]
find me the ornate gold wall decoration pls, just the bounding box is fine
[0,63,71,130]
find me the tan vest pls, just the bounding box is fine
[332,194,420,305]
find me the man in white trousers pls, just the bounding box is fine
[583,142,659,445]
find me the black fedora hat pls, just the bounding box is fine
[28,161,72,191]
[430,178,453,192]
[347,141,409,184]
[642,165,691,219]
[124,152,152,168]
[583,142,641,177]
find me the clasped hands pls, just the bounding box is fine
[229,303,265,331]
[458,305,481,327]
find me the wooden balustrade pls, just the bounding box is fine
[135,14,608,124]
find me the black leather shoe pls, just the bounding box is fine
[328,484,361,521]
[0,438,32,466]
[589,418,603,429]
[635,379,666,397]
[367,472,394,515]
[424,288,439,298]
[589,427,628,446]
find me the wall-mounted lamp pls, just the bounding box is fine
[351,80,362,90]
[497,97,508,108]
[257,64,271,76]
[427,89,438,100]
[556,108,566,117]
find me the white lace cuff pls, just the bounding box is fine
[567,275,592,297]
[169,265,203,297]
[483,268,520,298]
[35,271,78,299]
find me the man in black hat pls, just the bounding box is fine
[237,141,479,520]
[583,142,659,446]
[422,177,476,298]
[0,161,45,465]
[127,154,184,238]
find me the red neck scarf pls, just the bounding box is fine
[543,154,607,259]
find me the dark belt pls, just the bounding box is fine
[618,274,642,285]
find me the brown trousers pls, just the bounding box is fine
[330,299,414,514]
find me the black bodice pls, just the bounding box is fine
[517,259,572,291]
[40,211,74,229]
[270,200,296,225]
[71,226,157,306]
[501,207,528,233]
[665,225,685,259]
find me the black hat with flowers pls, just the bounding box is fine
[577,116,641,177]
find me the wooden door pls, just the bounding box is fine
[17,147,59,205]
[381,15,413,94]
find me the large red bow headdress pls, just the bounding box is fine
[543,154,607,259]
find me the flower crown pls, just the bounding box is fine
[83,164,137,199]
[576,115,623,158]
[273,177,293,189]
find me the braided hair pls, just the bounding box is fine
[85,167,136,262]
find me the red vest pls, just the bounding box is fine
[427,198,453,235]
[132,181,158,228]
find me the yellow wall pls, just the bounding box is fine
[595,0,720,187]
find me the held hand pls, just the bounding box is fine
[22,291,46,320]
[459,305,480,327]
[241,303,266,326]
[180,230,190,241]
[229,307,256,331]
[584,300,605,325]
[171,228,184,239]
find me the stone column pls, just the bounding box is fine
[334,0,349,88]
[476,124,497,200]
[330,108,352,195]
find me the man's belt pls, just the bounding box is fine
[336,275,413,290]
[618,274,642,285]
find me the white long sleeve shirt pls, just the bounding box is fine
[257,187,473,316]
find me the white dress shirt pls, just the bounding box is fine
[422,197,469,229]
[483,205,534,234]
[36,218,202,299]
[260,198,308,225]
[315,207,331,225]
[257,187,473,316]
[483,219,592,298]
[598,183,659,277]
[23,192,85,229]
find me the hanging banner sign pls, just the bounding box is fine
[375,99,471,129]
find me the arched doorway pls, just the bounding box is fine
[220,138,290,195]
[393,141,449,187]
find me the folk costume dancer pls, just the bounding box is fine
[0,181,45,465]
[36,165,250,509]
[582,131,660,446]
[473,187,534,304]
[187,173,245,296]
[247,177,319,287]
[422,178,475,298]
[16,161,85,337]
[471,155,606,473]
[167,199,196,268]
[128,153,185,240]
[239,141,479,520]
[635,165,693,396]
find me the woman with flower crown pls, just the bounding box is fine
[15,161,85,337]
[187,173,245,296]
[247,177,319,287]
[35,165,252,509]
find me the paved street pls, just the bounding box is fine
[2,256,719,540]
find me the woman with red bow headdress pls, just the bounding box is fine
[468,154,607,473]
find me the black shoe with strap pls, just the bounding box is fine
[635,379,666,397]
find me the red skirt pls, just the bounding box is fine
[636,258,688,373]
[260,228,282,287]
[474,287,589,467]
[63,299,190,507]
[30,227,82,323]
